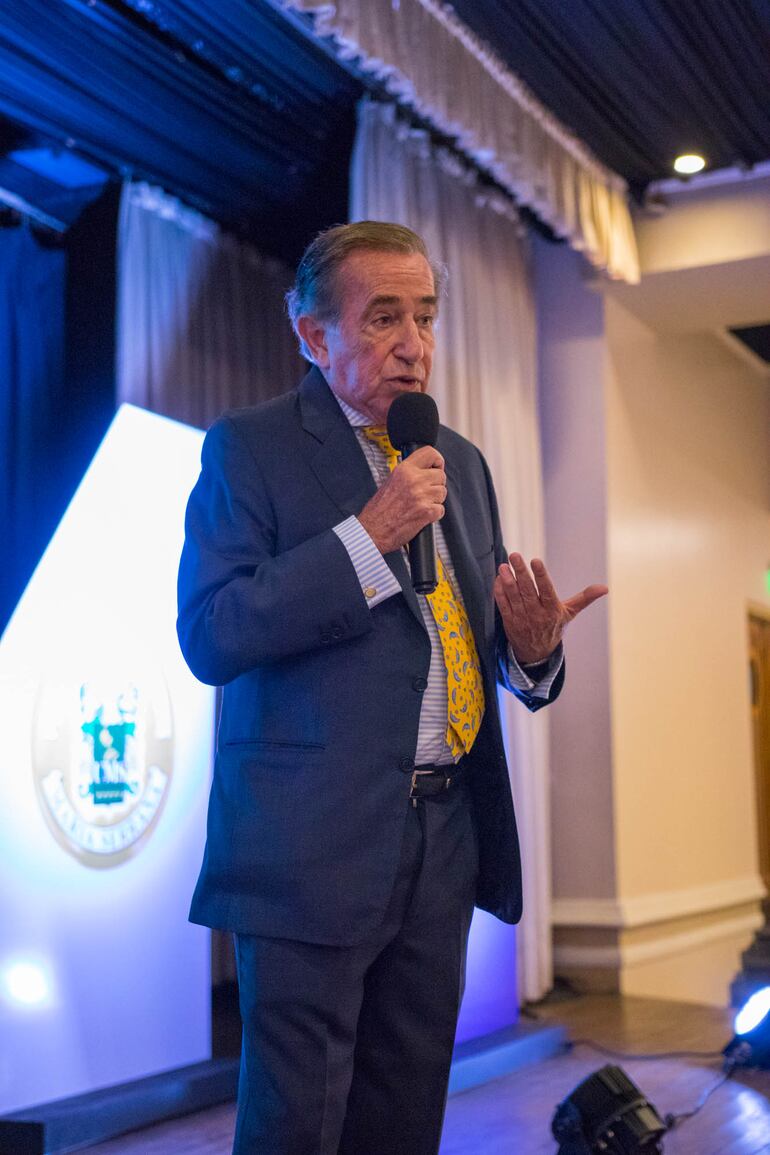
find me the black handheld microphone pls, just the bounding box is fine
[387,392,440,595]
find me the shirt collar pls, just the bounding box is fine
[330,389,372,429]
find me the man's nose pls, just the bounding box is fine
[394,318,423,361]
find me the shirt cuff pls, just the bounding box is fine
[333,516,401,609]
[506,642,564,700]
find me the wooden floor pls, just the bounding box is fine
[84,992,770,1154]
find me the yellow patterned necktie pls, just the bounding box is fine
[362,426,485,756]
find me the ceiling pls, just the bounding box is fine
[450,0,770,197]
[0,0,768,259]
[0,0,362,260]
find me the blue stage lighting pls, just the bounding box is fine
[724,986,770,1068]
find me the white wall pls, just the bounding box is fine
[637,172,770,274]
[536,204,770,1003]
[605,302,769,901]
[535,237,615,904]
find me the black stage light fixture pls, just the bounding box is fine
[723,986,770,1068]
[551,1065,667,1155]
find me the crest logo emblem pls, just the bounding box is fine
[32,670,173,867]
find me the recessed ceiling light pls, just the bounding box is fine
[674,153,706,175]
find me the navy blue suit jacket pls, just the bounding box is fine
[177,368,563,945]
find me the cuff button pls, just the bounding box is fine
[364,586,377,599]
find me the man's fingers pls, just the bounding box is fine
[495,567,525,620]
[529,558,560,607]
[496,562,523,604]
[496,554,607,662]
[406,445,444,470]
[563,584,609,618]
[509,552,607,617]
[507,553,541,603]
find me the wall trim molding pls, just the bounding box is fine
[551,876,765,930]
[554,910,764,971]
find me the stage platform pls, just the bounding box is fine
[0,1014,566,1154]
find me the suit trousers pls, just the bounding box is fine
[231,780,478,1155]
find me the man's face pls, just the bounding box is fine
[304,249,438,425]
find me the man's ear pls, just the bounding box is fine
[296,315,331,368]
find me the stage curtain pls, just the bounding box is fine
[352,99,553,1001]
[283,0,640,284]
[117,183,303,985]
[116,182,301,430]
[0,224,67,633]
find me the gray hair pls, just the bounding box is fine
[286,220,446,360]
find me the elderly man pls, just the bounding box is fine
[177,221,605,1155]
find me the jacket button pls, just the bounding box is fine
[399,757,414,772]
[330,626,344,639]
[412,677,428,692]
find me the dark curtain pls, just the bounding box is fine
[0,223,67,633]
[1,186,118,635]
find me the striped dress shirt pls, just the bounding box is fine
[330,392,562,765]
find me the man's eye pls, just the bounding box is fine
[418,314,436,327]
[372,315,393,327]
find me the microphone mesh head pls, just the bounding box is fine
[387,392,439,449]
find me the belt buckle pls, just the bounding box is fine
[409,768,432,803]
[409,767,452,803]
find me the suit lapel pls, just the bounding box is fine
[300,368,375,515]
[298,368,423,625]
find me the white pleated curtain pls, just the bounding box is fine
[352,100,552,1001]
[116,182,301,984]
[116,182,301,430]
[283,0,639,284]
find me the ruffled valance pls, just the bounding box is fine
[281,0,640,283]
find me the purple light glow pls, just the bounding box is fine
[455,909,517,1044]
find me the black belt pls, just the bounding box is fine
[408,762,463,802]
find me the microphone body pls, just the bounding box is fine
[400,441,437,595]
[386,393,441,596]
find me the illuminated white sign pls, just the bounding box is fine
[33,670,172,866]
[0,405,214,1113]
